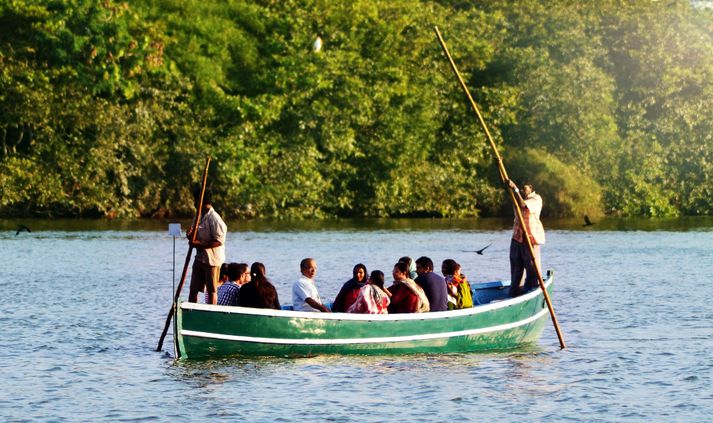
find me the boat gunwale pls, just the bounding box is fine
[180,307,550,345]
[179,272,553,322]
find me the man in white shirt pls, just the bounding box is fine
[507,179,545,297]
[292,258,330,312]
[187,189,227,304]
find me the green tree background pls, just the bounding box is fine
[1,0,711,218]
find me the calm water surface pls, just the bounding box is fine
[1,218,712,421]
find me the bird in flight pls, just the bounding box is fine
[583,215,595,227]
[462,243,492,255]
[16,224,31,235]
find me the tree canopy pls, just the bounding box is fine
[1,0,711,218]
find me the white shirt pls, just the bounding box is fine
[292,276,321,312]
[512,192,545,245]
[195,207,227,266]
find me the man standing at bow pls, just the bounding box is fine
[508,179,545,297]
[187,188,227,304]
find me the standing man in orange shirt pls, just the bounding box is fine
[507,179,545,297]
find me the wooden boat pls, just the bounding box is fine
[174,271,555,359]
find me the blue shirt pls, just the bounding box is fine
[217,281,240,306]
[415,272,448,312]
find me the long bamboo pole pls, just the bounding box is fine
[434,26,566,349]
[156,157,211,352]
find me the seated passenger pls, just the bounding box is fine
[387,262,429,313]
[414,256,448,312]
[332,263,368,312]
[217,263,249,306]
[398,256,418,280]
[292,258,330,312]
[441,259,475,309]
[347,270,390,314]
[239,262,281,309]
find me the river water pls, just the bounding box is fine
[1,217,712,421]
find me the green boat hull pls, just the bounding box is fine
[175,273,555,359]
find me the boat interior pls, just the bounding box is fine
[471,280,512,305]
[279,280,515,311]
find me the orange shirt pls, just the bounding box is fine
[512,192,545,245]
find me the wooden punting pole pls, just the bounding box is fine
[433,26,566,349]
[156,157,211,352]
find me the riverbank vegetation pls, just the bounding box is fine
[1,0,711,218]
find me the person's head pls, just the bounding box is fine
[368,270,385,289]
[521,181,534,197]
[193,186,213,210]
[227,263,249,283]
[300,258,317,279]
[219,263,229,282]
[227,263,240,282]
[415,256,434,275]
[393,261,409,281]
[353,263,367,283]
[441,259,457,276]
[399,256,417,276]
[238,263,251,284]
[251,262,267,284]
[251,262,277,307]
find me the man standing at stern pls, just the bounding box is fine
[507,179,545,297]
[187,188,227,304]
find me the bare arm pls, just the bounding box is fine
[508,179,526,208]
[191,239,222,249]
[306,297,330,312]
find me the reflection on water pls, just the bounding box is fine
[2,216,713,234]
[1,218,712,421]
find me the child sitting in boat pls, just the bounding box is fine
[441,259,475,309]
[347,270,390,314]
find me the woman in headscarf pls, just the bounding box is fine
[347,270,390,314]
[331,263,368,312]
[387,261,429,313]
[399,256,418,280]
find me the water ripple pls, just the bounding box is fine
[1,228,712,421]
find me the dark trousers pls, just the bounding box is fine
[509,239,541,297]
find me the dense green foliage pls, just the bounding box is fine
[1,0,711,218]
